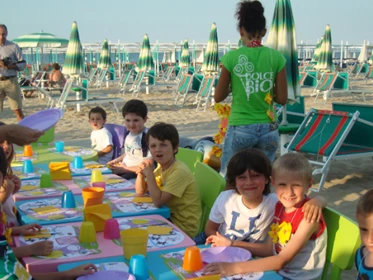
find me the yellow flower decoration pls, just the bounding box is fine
[2,212,12,244]
[155,175,163,189]
[266,109,275,121]
[264,92,273,105]
[213,133,225,145]
[268,223,279,243]
[211,146,222,158]
[277,221,292,245]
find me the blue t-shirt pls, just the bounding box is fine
[355,246,373,279]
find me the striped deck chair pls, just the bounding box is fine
[94,69,108,89]
[355,63,369,78]
[129,70,145,97]
[195,75,215,111]
[365,66,373,83]
[162,66,174,82]
[311,72,339,103]
[118,69,133,94]
[174,73,193,107]
[286,108,373,191]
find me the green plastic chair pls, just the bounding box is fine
[175,147,203,174]
[194,162,226,234]
[321,207,361,280]
[32,126,55,147]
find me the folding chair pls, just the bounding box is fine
[364,66,373,84]
[105,123,126,159]
[175,147,203,174]
[195,75,215,111]
[286,108,373,191]
[162,66,174,82]
[129,70,145,97]
[174,73,193,107]
[118,69,133,94]
[194,162,226,234]
[321,207,361,280]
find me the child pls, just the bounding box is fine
[355,189,373,278]
[204,153,327,279]
[89,106,113,164]
[137,122,202,238]
[215,0,288,177]
[108,99,152,180]
[0,147,97,280]
[201,149,325,249]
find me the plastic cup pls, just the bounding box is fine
[22,159,34,174]
[104,218,120,239]
[55,141,65,153]
[39,173,53,188]
[61,191,76,208]
[81,187,105,207]
[79,221,97,243]
[90,169,103,183]
[92,182,106,189]
[23,145,33,157]
[73,156,84,169]
[120,228,148,260]
[183,246,203,272]
[129,254,149,280]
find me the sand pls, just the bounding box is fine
[1,75,373,279]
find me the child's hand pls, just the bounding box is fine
[3,179,15,195]
[14,224,42,236]
[302,199,323,223]
[140,164,154,177]
[206,232,232,247]
[204,262,234,276]
[10,175,21,194]
[30,240,53,256]
[65,263,97,279]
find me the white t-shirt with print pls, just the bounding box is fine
[122,129,150,167]
[91,127,113,164]
[209,190,278,242]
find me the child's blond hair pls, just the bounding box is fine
[356,189,373,217]
[272,153,312,182]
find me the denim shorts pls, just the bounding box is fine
[220,123,280,177]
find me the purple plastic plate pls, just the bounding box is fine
[18,109,64,132]
[201,246,252,263]
[77,270,135,280]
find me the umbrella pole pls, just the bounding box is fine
[280,107,289,155]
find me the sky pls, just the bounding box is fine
[4,0,372,46]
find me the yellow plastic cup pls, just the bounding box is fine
[120,228,148,260]
[91,169,103,183]
[79,221,97,243]
[82,187,105,207]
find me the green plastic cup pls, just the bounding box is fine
[40,173,53,188]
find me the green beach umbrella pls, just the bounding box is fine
[266,0,300,103]
[311,36,323,62]
[97,39,112,69]
[238,38,243,48]
[202,23,219,73]
[315,25,334,72]
[63,21,84,76]
[137,34,154,72]
[179,39,190,68]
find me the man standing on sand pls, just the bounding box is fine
[0,24,26,121]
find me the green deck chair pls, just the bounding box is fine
[195,75,215,112]
[175,147,203,174]
[118,69,132,94]
[194,162,226,234]
[174,74,193,107]
[321,207,361,280]
[130,70,145,97]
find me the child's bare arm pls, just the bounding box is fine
[97,145,113,157]
[302,196,327,223]
[204,220,220,238]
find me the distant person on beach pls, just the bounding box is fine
[214,1,288,176]
[0,24,26,121]
[49,63,66,88]
[107,99,153,180]
[89,106,113,164]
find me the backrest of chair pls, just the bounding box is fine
[134,71,145,87]
[105,123,126,159]
[194,162,226,234]
[321,207,361,280]
[177,74,193,95]
[316,73,338,92]
[121,70,132,85]
[366,66,373,78]
[199,75,214,97]
[56,80,74,109]
[175,148,203,173]
[287,109,356,156]
[333,72,349,90]
[299,72,307,86]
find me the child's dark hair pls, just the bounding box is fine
[357,189,373,217]
[226,148,271,195]
[122,99,148,119]
[146,122,179,151]
[0,122,13,175]
[0,147,7,179]
[89,106,107,120]
[236,1,266,39]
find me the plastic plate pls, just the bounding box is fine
[18,109,64,132]
[201,246,252,263]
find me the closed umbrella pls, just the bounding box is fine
[315,24,334,72]
[179,39,190,68]
[369,51,373,65]
[97,39,111,69]
[266,0,300,125]
[358,40,368,63]
[137,34,154,72]
[311,36,323,62]
[63,21,84,76]
[202,23,219,73]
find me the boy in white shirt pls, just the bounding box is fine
[108,99,152,181]
[89,107,113,164]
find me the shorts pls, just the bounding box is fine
[0,77,22,110]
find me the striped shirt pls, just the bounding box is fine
[0,40,26,77]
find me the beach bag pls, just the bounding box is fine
[49,162,72,180]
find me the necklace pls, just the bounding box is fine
[246,40,263,48]
[357,248,371,278]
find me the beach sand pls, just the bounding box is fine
[1,77,373,278]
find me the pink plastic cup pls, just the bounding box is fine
[92,182,106,189]
[104,218,120,239]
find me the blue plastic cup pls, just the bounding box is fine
[129,254,149,280]
[73,156,84,169]
[55,141,65,153]
[61,191,76,208]
[22,159,34,174]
